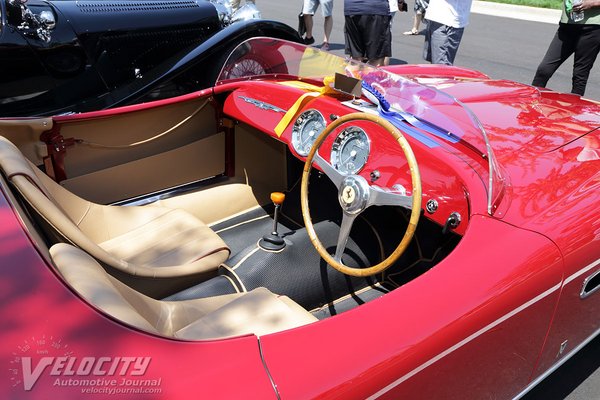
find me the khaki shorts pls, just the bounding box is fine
[303,0,334,17]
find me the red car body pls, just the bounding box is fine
[1,38,599,399]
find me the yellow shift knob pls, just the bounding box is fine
[271,192,285,205]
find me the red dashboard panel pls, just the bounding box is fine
[222,82,477,235]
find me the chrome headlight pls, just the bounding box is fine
[230,3,261,23]
[210,0,233,24]
[39,10,56,30]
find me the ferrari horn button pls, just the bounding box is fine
[342,186,356,204]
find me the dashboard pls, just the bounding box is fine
[221,82,473,235]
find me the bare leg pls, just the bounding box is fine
[415,13,424,32]
[369,57,385,67]
[404,14,420,35]
[323,15,332,44]
[304,14,314,40]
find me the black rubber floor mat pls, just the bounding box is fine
[214,206,300,260]
[231,220,380,311]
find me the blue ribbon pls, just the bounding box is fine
[361,81,461,148]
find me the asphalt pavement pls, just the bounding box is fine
[258,1,600,399]
[259,0,600,101]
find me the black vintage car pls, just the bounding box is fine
[0,0,300,116]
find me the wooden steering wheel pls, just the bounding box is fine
[300,113,422,277]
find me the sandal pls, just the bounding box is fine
[321,42,330,51]
[403,29,419,35]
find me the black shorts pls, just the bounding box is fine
[344,14,392,61]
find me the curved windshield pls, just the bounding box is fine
[217,38,505,215]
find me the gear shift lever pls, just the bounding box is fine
[259,192,286,251]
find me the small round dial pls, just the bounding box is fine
[292,109,326,156]
[331,126,370,175]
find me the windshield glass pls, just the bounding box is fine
[217,38,505,215]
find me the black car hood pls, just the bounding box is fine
[51,0,220,36]
[50,0,222,89]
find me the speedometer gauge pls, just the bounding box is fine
[330,126,370,175]
[291,109,326,156]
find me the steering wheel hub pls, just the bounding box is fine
[339,175,369,214]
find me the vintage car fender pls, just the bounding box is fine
[111,19,301,108]
[258,214,564,399]
[0,181,280,399]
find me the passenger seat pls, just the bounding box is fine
[50,243,317,339]
[0,136,230,295]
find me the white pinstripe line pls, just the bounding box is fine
[367,282,562,399]
[564,257,600,286]
[369,257,600,398]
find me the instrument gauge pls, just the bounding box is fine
[292,109,326,156]
[331,126,370,175]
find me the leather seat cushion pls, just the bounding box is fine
[99,208,229,270]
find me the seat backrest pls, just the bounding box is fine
[50,243,162,334]
[0,136,134,272]
[0,136,230,280]
[49,243,243,336]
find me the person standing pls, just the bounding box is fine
[384,0,400,65]
[532,0,600,96]
[422,0,472,65]
[344,0,394,66]
[302,0,334,50]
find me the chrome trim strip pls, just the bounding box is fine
[238,96,286,113]
[369,257,600,398]
[112,175,226,206]
[257,337,281,400]
[513,325,600,400]
[580,268,600,299]
[367,282,562,399]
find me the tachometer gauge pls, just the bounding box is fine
[291,109,326,156]
[331,126,370,175]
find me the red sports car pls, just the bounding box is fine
[1,38,599,399]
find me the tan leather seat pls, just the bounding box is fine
[50,244,317,339]
[0,136,229,280]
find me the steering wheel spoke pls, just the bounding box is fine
[368,186,414,209]
[333,213,357,262]
[314,152,344,187]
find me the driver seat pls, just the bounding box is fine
[0,136,229,291]
[50,244,317,339]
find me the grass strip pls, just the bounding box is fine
[480,0,562,9]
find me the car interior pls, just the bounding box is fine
[0,84,464,340]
